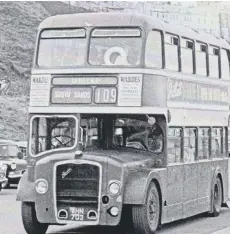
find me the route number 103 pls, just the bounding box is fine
[94,87,117,104]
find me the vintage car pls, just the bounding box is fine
[0,162,8,191]
[0,139,26,189]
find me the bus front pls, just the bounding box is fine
[17,14,168,234]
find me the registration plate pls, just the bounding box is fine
[69,207,84,221]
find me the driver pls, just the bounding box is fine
[127,122,163,152]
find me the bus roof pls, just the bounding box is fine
[39,12,229,49]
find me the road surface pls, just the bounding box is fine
[1,186,230,234]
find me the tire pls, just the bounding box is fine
[211,177,222,217]
[21,202,49,234]
[132,182,160,234]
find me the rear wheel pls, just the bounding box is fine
[132,182,160,234]
[21,202,49,234]
[211,177,222,217]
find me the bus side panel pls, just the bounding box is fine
[183,163,198,218]
[165,164,183,223]
[16,171,36,202]
[197,161,211,214]
[123,169,167,205]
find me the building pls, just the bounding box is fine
[66,1,230,42]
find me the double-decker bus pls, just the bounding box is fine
[17,13,230,234]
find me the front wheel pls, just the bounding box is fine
[132,182,160,234]
[21,202,49,234]
[210,177,222,217]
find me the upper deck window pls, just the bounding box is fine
[165,33,179,71]
[221,49,230,80]
[209,46,220,78]
[196,42,208,76]
[37,29,87,67]
[145,30,162,68]
[89,28,142,67]
[181,38,194,74]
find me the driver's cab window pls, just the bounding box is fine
[31,117,76,155]
[115,117,163,153]
[80,117,99,150]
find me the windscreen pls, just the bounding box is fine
[0,145,20,157]
[89,28,142,66]
[30,116,77,156]
[37,29,87,67]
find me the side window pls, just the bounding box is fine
[222,128,227,155]
[184,128,197,162]
[228,128,230,155]
[212,128,222,158]
[165,33,179,71]
[221,49,230,80]
[196,42,207,76]
[167,127,182,164]
[181,38,194,74]
[198,128,210,160]
[145,30,162,68]
[209,46,220,78]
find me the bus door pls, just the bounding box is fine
[166,127,184,222]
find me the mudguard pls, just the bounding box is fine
[123,168,166,205]
[16,171,35,202]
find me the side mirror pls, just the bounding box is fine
[17,151,23,159]
[80,127,84,143]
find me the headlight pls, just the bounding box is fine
[109,181,121,195]
[1,164,7,171]
[35,179,48,194]
[11,163,16,170]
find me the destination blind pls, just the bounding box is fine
[30,74,143,107]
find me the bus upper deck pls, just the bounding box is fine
[30,12,230,115]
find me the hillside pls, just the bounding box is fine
[0,1,88,140]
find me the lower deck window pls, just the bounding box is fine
[212,128,223,158]
[198,128,210,160]
[80,114,163,153]
[184,128,196,162]
[168,128,182,163]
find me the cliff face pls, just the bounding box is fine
[0,2,49,84]
[0,1,88,140]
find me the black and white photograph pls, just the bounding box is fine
[1,1,230,233]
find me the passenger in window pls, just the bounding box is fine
[212,138,220,157]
